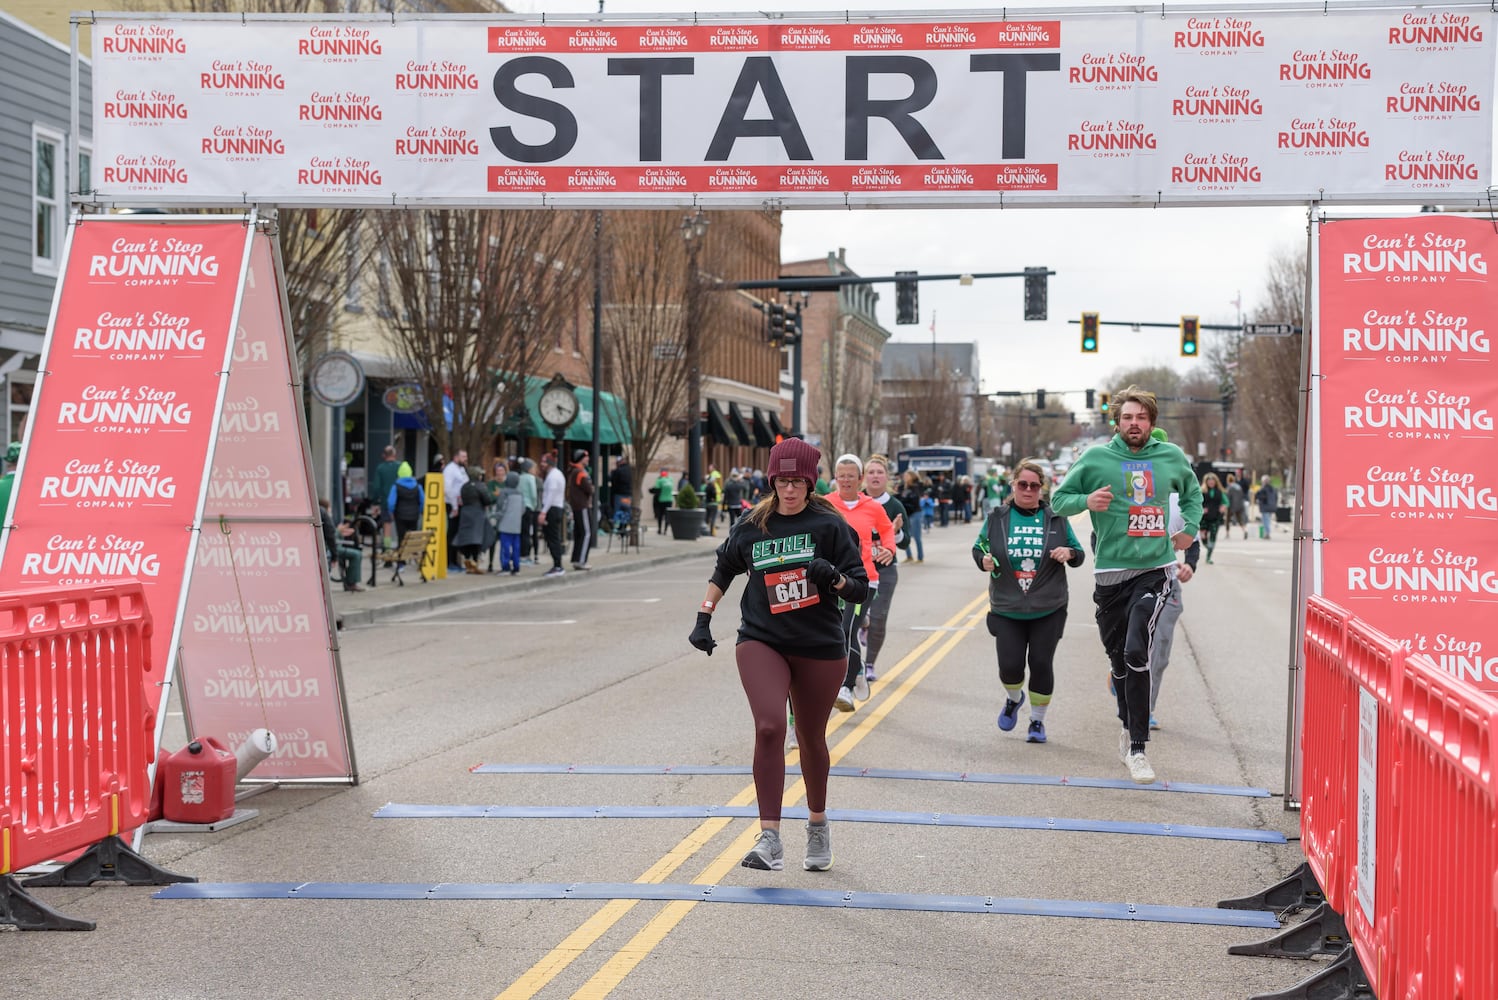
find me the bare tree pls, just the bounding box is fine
[598,211,727,502]
[274,209,371,372]
[814,319,881,461]
[884,358,968,445]
[369,209,593,461]
[1237,247,1306,475]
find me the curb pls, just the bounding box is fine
[332,544,716,627]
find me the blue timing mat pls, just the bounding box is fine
[154,880,1280,929]
[469,763,1270,798]
[373,803,1286,844]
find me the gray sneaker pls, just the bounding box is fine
[803,822,833,871]
[741,828,783,871]
[1119,728,1131,763]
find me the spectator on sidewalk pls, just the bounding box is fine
[518,458,539,564]
[319,497,364,592]
[369,444,401,549]
[653,468,674,535]
[386,461,424,544]
[608,456,633,517]
[1256,475,1279,539]
[443,449,469,571]
[539,452,567,577]
[455,468,493,574]
[567,449,595,570]
[495,471,525,576]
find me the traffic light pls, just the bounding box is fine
[1023,267,1048,321]
[1085,389,1095,409]
[1081,311,1099,352]
[785,306,802,345]
[895,271,918,325]
[767,302,786,346]
[1099,391,1111,416]
[1180,315,1200,357]
[1035,389,1046,410]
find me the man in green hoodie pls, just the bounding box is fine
[1050,385,1202,785]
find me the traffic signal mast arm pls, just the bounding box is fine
[724,269,1054,292]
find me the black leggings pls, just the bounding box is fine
[1094,569,1170,747]
[864,561,899,667]
[840,593,872,688]
[736,640,846,821]
[1201,519,1222,550]
[987,607,1067,695]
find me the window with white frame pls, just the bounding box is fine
[77,141,92,197]
[32,124,64,274]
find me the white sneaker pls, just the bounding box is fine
[852,670,870,702]
[834,686,856,712]
[1126,751,1156,785]
[1119,728,1130,762]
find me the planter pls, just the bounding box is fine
[668,508,706,540]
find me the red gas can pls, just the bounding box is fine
[160,737,237,824]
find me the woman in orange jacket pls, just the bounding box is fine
[824,454,895,712]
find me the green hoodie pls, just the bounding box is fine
[1051,435,1202,571]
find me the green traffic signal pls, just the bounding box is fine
[1081,311,1099,353]
[1180,315,1200,357]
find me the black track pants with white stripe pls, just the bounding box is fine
[1093,567,1170,748]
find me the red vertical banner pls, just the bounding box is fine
[0,218,251,726]
[178,232,355,781]
[1317,216,1498,692]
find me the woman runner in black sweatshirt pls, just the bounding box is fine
[688,437,868,873]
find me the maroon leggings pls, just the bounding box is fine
[735,640,847,821]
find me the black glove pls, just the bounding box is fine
[805,558,841,594]
[688,611,716,655]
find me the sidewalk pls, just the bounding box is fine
[330,525,719,627]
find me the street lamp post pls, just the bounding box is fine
[681,210,707,489]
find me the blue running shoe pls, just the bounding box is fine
[997,691,1025,731]
[1026,720,1047,744]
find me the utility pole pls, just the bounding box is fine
[681,210,707,489]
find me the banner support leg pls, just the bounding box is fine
[22,835,196,888]
[1246,946,1373,1000]
[1227,901,1349,959]
[0,874,94,931]
[1218,861,1325,914]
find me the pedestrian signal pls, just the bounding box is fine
[1081,312,1099,352]
[1180,315,1200,357]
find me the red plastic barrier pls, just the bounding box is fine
[1376,649,1498,1000]
[0,584,155,875]
[1300,600,1498,999]
[1340,617,1405,991]
[1300,596,1354,913]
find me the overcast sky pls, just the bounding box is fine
[500,0,1461,410]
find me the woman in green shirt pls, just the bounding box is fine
[971,459,1085,744]
[652,469,675,535]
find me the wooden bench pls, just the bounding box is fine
[378,529,432,586]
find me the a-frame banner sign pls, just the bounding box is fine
[0,214,356,786]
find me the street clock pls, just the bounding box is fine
[538,373,579,434]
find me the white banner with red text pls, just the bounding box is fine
[1314,215,1498,694]
[85,5,1495,207]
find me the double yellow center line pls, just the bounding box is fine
[497,591,988,1000]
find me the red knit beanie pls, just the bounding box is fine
[766,437,821,484]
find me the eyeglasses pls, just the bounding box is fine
[1014,481,1043,490]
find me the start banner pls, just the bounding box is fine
[1315,215,1498,694]
[84,5,1495,207]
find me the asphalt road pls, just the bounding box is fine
[6,516,1315,1000]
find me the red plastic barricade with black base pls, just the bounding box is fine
[0,583,194,931]
[1370,649,1498,1000]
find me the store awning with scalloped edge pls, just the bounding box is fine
[705,399,735,445]
[766,409,787,440]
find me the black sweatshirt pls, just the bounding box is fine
[709,504,870,659]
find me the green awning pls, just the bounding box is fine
[498,375,631,445]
